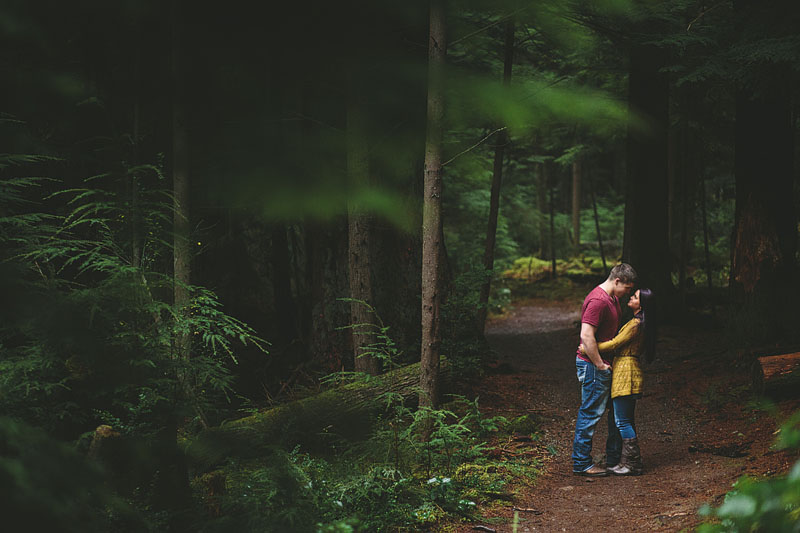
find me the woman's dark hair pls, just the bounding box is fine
[635,288,657,362]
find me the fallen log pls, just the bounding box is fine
[187,359,453,467]
[751,352,800,397]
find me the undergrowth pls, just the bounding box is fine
[194,305,546,532]
[198,401,545,532]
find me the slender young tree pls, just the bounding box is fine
[547,162,557,278]
[271,224,300,342]
[537,160,548,256]
[347,88,379,375]
[589,174,607,272]
[476,18,514,334]
[172,3,190,363]
[571,158,581,256]
[420,0,446,409]
[160,0,193,519]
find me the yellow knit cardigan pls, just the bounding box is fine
[585,317,644,398]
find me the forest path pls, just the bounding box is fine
[456,298,796,532]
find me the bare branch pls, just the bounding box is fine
[442,127,507,167]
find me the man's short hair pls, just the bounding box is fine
[607,263,638,285]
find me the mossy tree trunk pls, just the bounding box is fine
[189,359,453,466]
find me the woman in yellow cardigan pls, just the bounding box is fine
[581,288,657,476]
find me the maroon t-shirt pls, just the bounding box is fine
[576,285,621,365]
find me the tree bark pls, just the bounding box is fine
[571,159,582,257]
[547,162,557,278]
[271,224,300,342]
[347,90,379,375]
[699,177,713,293]
[731,87,795,302]
[589,175,607,271]
[164,2,193,519]
[172,7,191,362]
[622,42,672,300]
[677,94,694,308]
[752,353,800,397]
[476,19,514,334]
[420,0,446,409]
[537,161,547,257]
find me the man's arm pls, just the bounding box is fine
[580,322,611,371]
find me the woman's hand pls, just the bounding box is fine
[579,343,586,354]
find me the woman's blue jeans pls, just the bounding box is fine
[572,357,622,472]
[612,395,637,439]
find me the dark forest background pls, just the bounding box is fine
[2,0,799,530]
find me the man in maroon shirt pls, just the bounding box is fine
[572,263,637,476]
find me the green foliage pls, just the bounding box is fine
[509,414,540,437]
[208,393,515,532]
[698,412,800,532]
[443,152,519,272]
[440,269,494,378]
[0,155,268,525]
[1,170,267,433]
[209,313,519,531]
[202,450,328,533]
[775,411,800,451]
[336,298,404,374]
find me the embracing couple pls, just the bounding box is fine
[572,263,658,477]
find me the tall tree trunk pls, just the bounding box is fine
[731,86,795,305]
[476,19,514,334]
[699,176,713,295]
[131,51,142,270]
[622,42,672,301]
[420,0,446,409]
[677,93,693,308]
[347,91,379,375]
[571,159,582,257]
[271,224,299,342]
[667,125,677,247]
[537,161,548,257]
[547,162,557,278]
[162,1,193,520]
[728,1,797,319]
[172,6,191,362]
[590,174,607,272]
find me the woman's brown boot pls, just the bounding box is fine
[610,438,642,476]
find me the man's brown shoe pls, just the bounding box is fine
[574,465,609,477]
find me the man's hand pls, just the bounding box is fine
[580,322,610,371]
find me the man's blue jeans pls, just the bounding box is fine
[572,357,622,472]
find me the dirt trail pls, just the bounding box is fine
[458,299,798,532]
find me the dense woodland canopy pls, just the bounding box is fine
[1,0,800,530]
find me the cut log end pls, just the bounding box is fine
[752,352,800,398]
